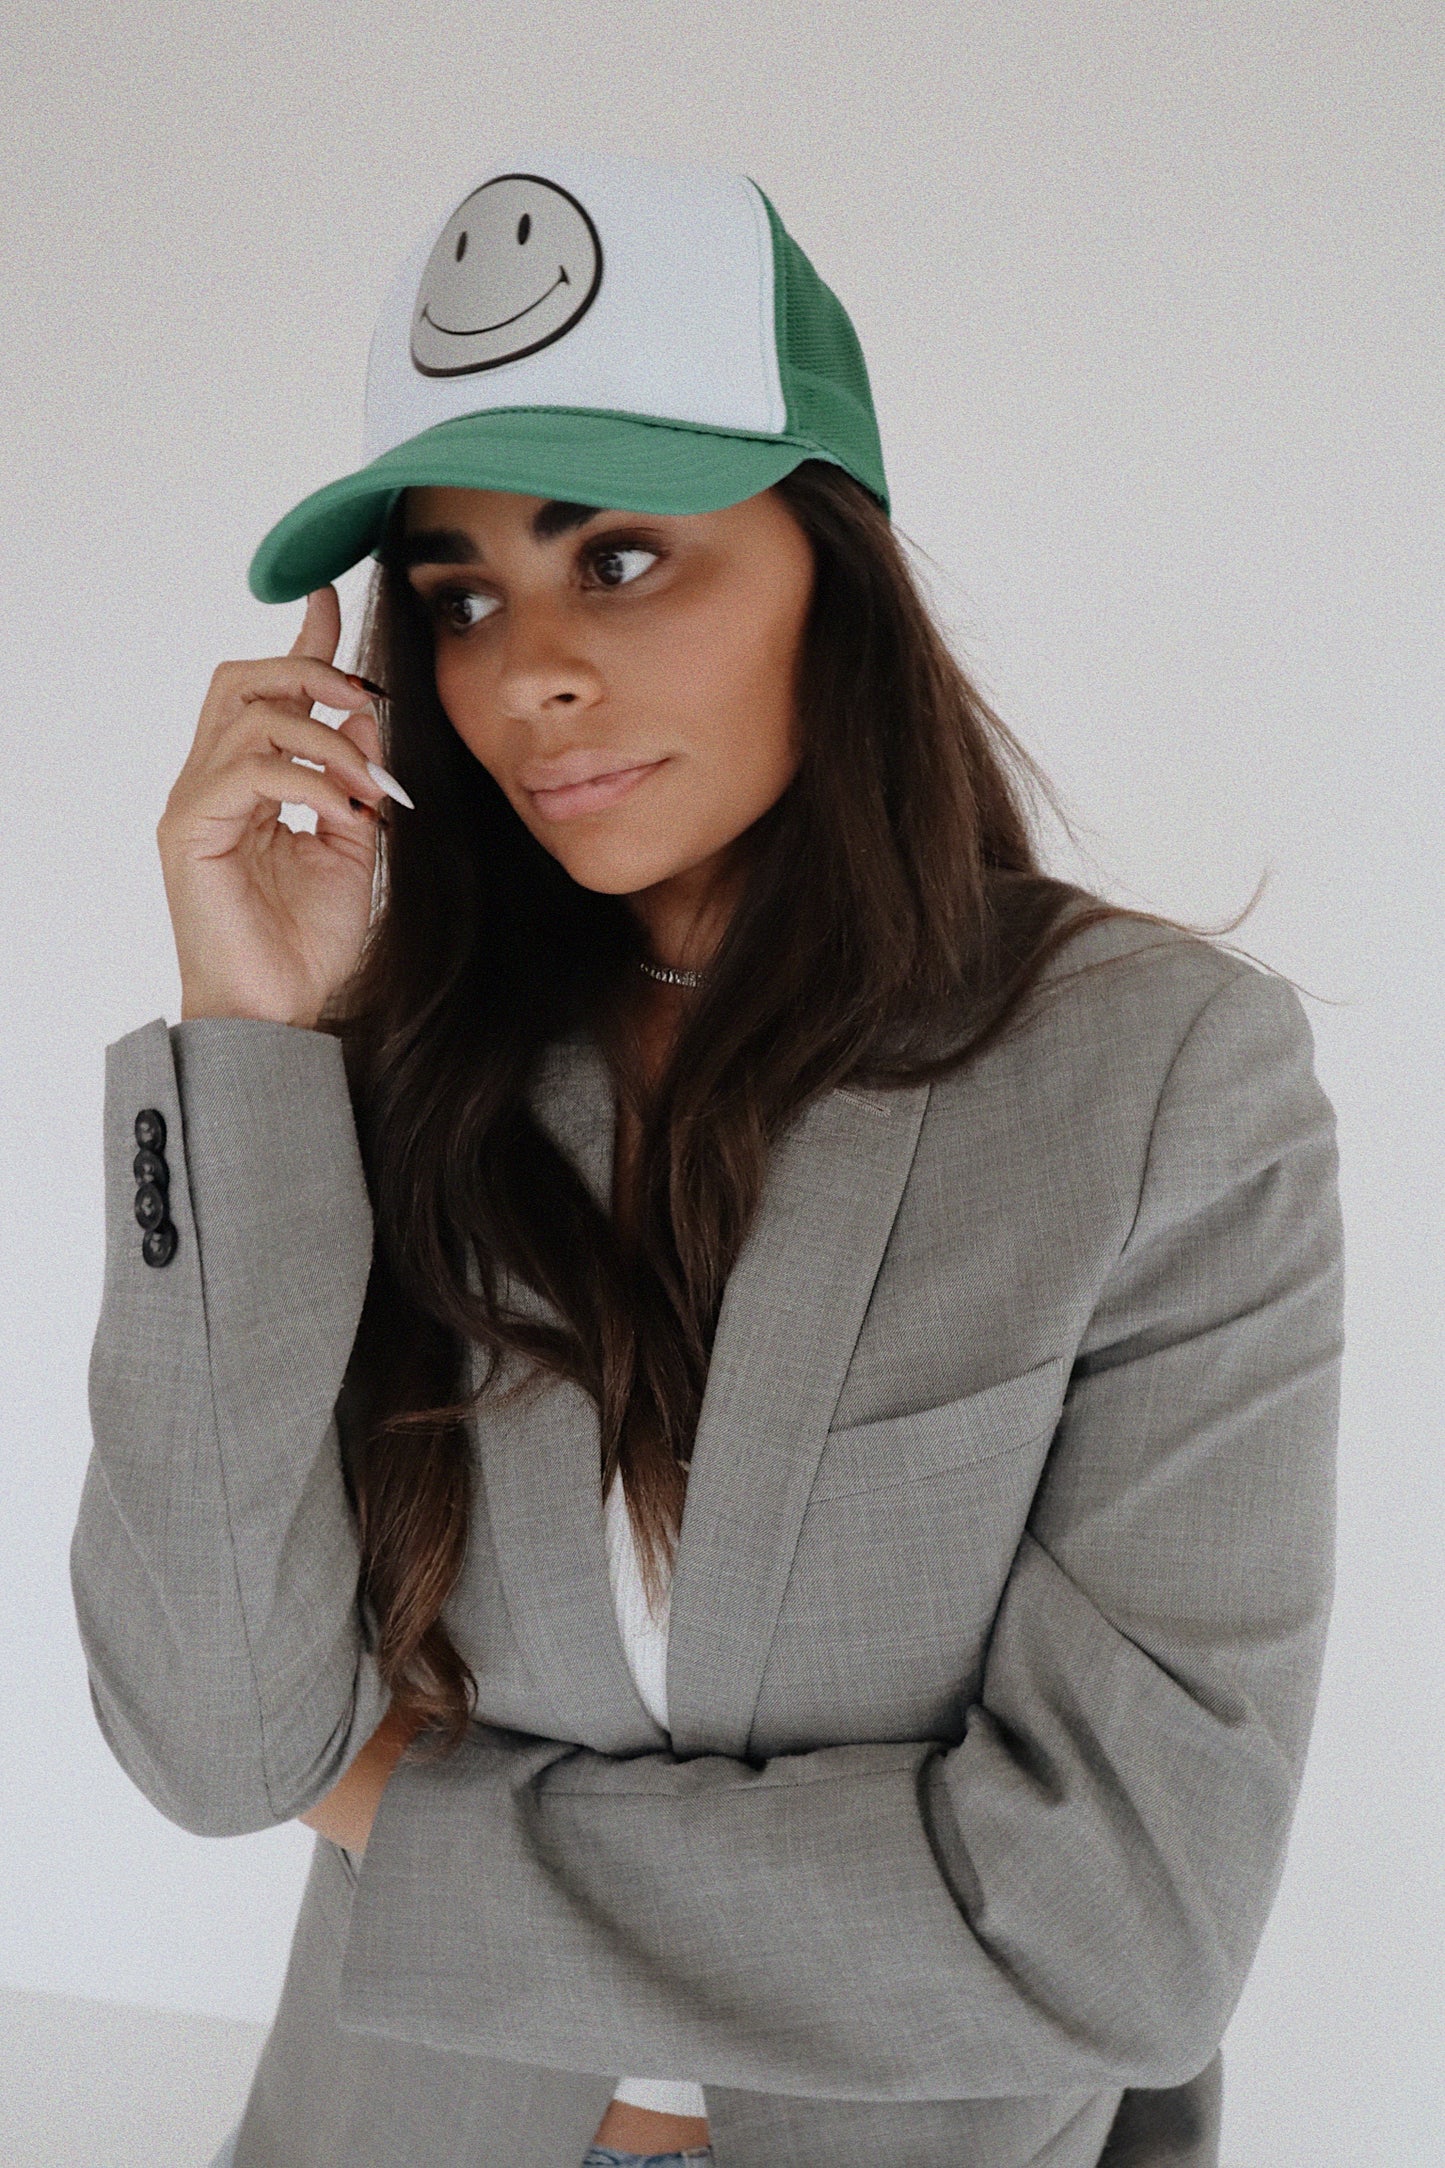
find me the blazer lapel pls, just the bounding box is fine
[666,1077,931,1759]
[472,1034,931,1764]
[472,1034,669,1754]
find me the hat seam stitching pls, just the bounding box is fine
[366,406,816,455]
[742,178,786,436]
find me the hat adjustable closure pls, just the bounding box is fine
[248,150,889,604]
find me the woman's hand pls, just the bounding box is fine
[298,1702,424,1856]
[157,585,408,1029]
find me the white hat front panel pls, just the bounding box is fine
[363,150,788,463]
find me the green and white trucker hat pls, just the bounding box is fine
[248,149,889,604]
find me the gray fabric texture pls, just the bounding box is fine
[72,916,1343,2168]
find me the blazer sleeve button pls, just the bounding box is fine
[134,1181,168,1233]
[134,1108,167,1154]
[141,1221,178,1269]
[133,1147,169,1188]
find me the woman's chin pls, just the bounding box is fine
[540,832,696,899]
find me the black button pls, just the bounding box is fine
[134,1181,167,1233]
[135,1108,167,1153]
[141,1221,177,1269]
[133,1147,168,1188]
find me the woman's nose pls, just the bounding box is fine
[494,605,603,718]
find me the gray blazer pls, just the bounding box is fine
[71,915,1343,2168]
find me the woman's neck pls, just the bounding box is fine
[627,850,739,978]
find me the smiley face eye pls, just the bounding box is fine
[517,214,532,244]
[455,230,468,261]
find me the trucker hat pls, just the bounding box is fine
[247,149,889,604]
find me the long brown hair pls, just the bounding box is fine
[328,460,1134,1748]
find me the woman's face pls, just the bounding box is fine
[399,483,815,902]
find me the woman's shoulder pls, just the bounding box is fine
[906,895,1331,1237]
[1047,898,1313,1049]
[924,889,1317,1129]
[1037,896,1262,1021]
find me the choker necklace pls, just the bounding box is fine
[637,958,707,989]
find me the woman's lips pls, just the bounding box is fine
[525,759,668,822]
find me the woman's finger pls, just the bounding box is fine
[221,750,381,838]
[208,703,386,803]
[165,736,382,857]
[235,703,413,810]
[288,585,343,665]
[333,704,385,769]
[239,654,379,719]
[330,708,413,806]
[193,654,376,756]
[315,792,382,849]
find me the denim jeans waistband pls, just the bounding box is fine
[580,2148,713,2166]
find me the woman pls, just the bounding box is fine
[72,151,1343,2168]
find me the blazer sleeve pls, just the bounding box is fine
[337,964,1344,2099]
[70,1016,389,1836]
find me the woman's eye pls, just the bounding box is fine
[434,589,500,631]
[590,546,659,589]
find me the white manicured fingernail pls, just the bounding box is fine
[367,761,415,810]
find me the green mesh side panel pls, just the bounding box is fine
[756,189,889,510]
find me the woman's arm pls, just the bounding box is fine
[71,591,410,1832]
[71,1015,389,1833]
[300,1703,422,1852]
[336,966,1343,2100]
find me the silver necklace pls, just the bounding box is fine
[637,958,707,989]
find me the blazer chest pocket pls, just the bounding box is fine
[810,1354,1070,1502]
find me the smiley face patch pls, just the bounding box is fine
[410,175,603,377]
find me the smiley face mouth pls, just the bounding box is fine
[420,266,570,339]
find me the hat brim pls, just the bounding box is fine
[247,407,841,604]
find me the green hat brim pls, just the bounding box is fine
[248,407,848,604]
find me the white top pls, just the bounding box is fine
[600,1475,707,2124]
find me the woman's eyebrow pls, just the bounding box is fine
[396,503,603,572]
[531,499,602,542]
[396,528,479,572]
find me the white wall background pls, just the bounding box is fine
[1,4,1439,2162]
